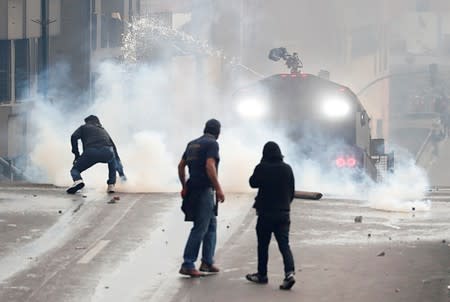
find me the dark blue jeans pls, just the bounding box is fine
[256,213,295,276]
[182,187,217,269]
[70,146,116,185]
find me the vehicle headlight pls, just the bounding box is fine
[321,96,351,118]
[236,96,269,120]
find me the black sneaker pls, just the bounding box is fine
[279,273,295,290]
[66,180,85,194]
[245,273,268,284]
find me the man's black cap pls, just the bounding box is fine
[203,118,221,136]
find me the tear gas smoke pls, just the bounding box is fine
[367,146,431,212]
[23,16,431,213]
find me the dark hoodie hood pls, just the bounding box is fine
[84,115,102,127]
[262,141,283,162]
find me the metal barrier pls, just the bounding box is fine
[0,157,27,181]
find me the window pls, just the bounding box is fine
[15,39,30,100]
[0,41,10,103]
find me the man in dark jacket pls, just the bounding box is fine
[67,115,120,194]
[177,119,225,277]
[246,141,296,290]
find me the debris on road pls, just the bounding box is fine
[294,191,323,200]
[377,251,385,257]
[354,216,362,223]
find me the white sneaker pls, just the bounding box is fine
[107,184,115,193]
[66,180,85,194]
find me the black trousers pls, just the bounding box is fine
[256,213,295,276]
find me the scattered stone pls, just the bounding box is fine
[33,194,37,197]
[442,239,446,244]
[161,229,165,232]
[368,233,372,238]
[113,196,120,201]
[107,199,116,204]
[226,225,230,229]
[395,288,400,293]
[377,251,385,257]
[58,210,62,214]
[412,207,415,211]
[82,195,87,198]
[354,216,362,223]
[104,286,109,289]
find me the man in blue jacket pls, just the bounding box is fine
[246,141,296,290]
[67,115,120,194]
[177,119,225,277]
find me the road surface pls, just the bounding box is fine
[0,185,449,302]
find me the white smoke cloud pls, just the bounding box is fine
[22,15,432,214]
[366,146,431,212]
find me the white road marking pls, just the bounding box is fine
[78,240,110,264]
[383,223,401,230]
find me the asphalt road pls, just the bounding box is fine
[0,185,449,302]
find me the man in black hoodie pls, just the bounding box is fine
[246,141,296,290]
[67,115,120,194]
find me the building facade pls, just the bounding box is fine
[0,0,141,175]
